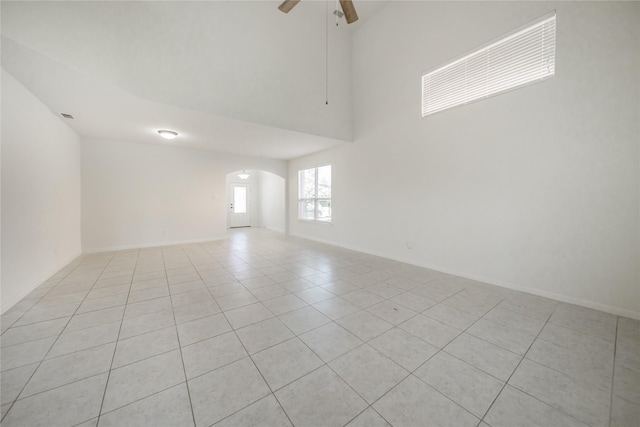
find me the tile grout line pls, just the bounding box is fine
[536,319,616,346]
[502,348,617,422]
[94,249,140,427]
[2,337,123,401]
[322,278,489,425]
[186,242,298,427]
[160,246,198,427]
[476,305,555,424]
[607,316,619,427]
[274,279,489,425]
[93,382,185,421]
[0,253,117,424]
[0,257,87,334]
[230,258,487,424]
[223,238,389,426]
[224,253,300,427]
[0,256,90,324]
[229,242,495,425]
[475,303,596,427]
[195,241,397,426]
[365,295,507,425]
[4,231,629,427]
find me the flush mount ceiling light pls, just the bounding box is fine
[157,130,178,140]
[238,170,250,180]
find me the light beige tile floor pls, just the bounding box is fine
[1,228,638,426]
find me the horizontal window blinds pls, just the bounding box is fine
[422,14,556,117]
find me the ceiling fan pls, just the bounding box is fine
[278,0,359,24]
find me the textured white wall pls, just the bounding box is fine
[1,69,82,313]
[289,1,640,318]
[259,171,286,233]
[82,138,286,252]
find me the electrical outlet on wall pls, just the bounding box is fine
[406,241,413,250]
[162,230,167,236]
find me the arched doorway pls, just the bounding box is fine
[226,170,285,232]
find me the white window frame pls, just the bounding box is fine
[298,165,331,223]
[422,11,556,117]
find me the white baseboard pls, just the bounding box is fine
[82,236,227,254]
[289,233,640,320]
[1,250,82,314]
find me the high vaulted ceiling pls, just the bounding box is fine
[1,1,388,160]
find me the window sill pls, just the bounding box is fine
[297,219,332,226]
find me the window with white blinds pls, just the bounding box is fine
[422,13,556,117]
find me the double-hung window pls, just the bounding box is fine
[298,165,331,222]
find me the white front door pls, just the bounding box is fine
[227,183,250,228]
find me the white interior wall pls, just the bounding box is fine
[289,1,640,318]
[258,171,286,233]
[1,69,82,313]
[82,138,286,252]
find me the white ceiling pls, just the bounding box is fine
[1,0,389,160]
